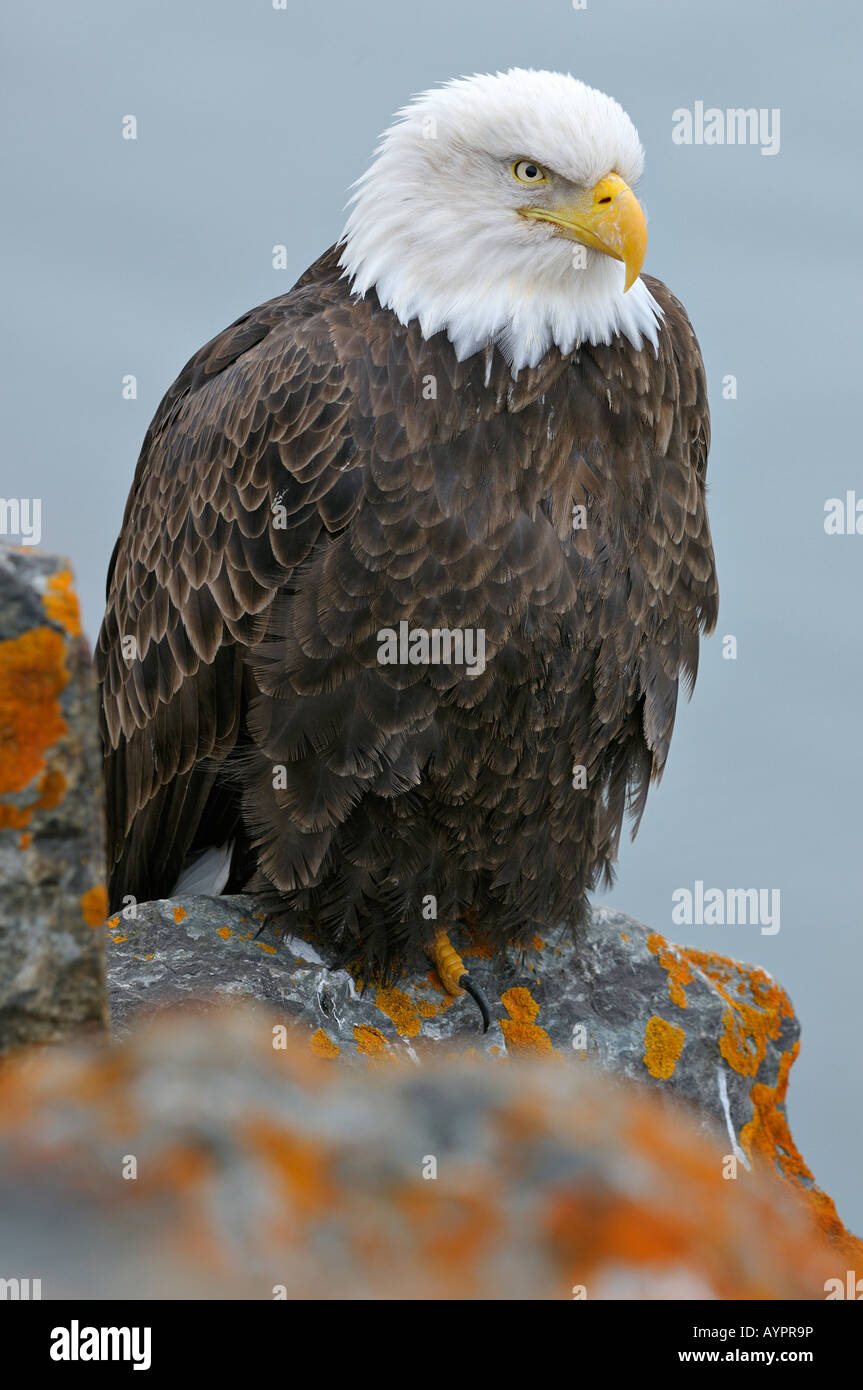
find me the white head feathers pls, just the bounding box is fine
[338,68,663,375]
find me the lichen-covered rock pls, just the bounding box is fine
[0,548,107,1050]
[105,893,861,1260]
[0,1005,846,1299]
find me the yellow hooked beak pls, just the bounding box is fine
[519,173,647,291]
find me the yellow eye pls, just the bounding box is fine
[512,159,548,184]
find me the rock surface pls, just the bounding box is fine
[0,548,107,1050]
[107,895,794,1148]
[0,1005,846,1300]
[105,892,860,1260]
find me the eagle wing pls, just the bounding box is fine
[632,275,717,776]
[97,252,365,906]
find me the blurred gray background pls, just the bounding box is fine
[3,0,861,1234]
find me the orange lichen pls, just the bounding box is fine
[684,949,793,1079]
[647,931,693,1009]
[627,1102,721,1191]
[540,1177,812,1304]
[424,969,454,1007]
[244,1122,335,1219]
[353,1025,394,1060]
[501,986,540,1021]
[417,1000,437,1019]
[499,986,554,1056]
[395,1185,498,1282]
[111,933,128,944]
[80,884,108,927]
[741,1042,863,1262]
[0,771,67,837]
[0,627,69,796]
[643,1015,685,1079]
[640,947,862,1260]
[144,1141,212,1198]
[43,569,83,637]
[257,942,277,955]
[741,1044,802,1178]
[461,940,495,959]
[216,926,231,941]
[375,986,421,1038]
[172,906,187,924]
[546,1189,695,1269]
[309,1028,340,1059]
[35,767,66,810]
[530,935,546,952]
[106,916,120,930]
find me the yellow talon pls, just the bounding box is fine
[427,927,468,997]
[425,927,492,1033]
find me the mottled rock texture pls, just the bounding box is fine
[106,894,860,1261]
[0,1006,847,1299]
[0,548,107,1050]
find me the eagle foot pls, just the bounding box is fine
[426,928,491,1034]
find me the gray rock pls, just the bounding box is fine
[0,1005,839,1300]
[106,892,798,1160]
[0,547,108,1050]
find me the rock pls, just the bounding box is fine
[105,892,861,1261]
[0,1004,846,1299]
[106,895,791,1139]
[0,548,108,1051]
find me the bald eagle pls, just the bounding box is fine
[98,69,717,1024]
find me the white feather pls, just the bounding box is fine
[171,842,233,897]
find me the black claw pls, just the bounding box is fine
[459,974,491,1034]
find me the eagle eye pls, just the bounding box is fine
[512,159,548,185]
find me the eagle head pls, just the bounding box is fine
[338,67,663,373]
